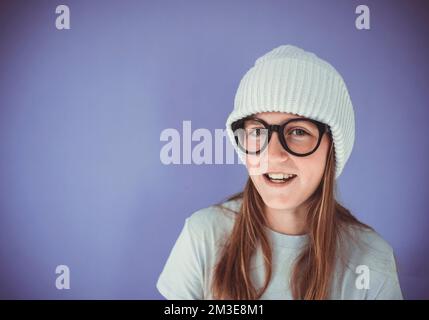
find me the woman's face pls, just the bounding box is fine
[246,112,331,212]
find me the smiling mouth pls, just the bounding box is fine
[263,173,297,184]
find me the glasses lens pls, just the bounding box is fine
[235,119,269,153]
[283,120,320,154]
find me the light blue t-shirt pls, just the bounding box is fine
[156,198,403,300]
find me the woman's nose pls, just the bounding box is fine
[267,132,289,161]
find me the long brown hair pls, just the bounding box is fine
[211,134,372,299]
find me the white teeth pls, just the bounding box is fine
[267,173,284,180]
[267,173,295,180]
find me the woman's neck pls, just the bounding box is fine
[264,204,308,236]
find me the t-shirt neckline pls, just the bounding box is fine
[263,225,308,248]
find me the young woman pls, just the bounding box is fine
[156,45,403,300]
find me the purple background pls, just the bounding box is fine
[0,0,428,299]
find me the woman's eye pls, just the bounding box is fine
[248,128,263,137]
[290,128,308,136]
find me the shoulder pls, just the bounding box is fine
[187,197,242,229]
[342,224,398,276]
[185,198,242,243]
[338,224,403,299]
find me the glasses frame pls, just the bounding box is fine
[232,116,330,157]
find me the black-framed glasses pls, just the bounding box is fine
[231,116,330,157]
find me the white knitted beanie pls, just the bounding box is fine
[225,44,355,179]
